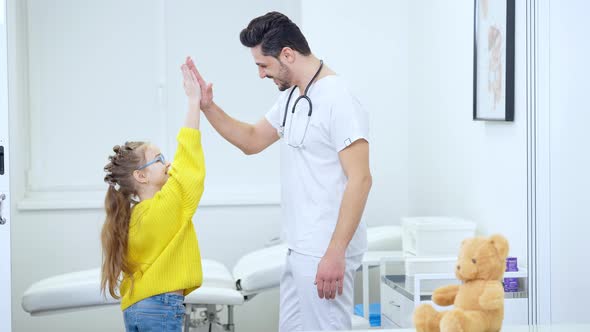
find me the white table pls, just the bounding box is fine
[312,324,590,332]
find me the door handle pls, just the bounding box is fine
[0,193,6,225]
[0,146,5,175]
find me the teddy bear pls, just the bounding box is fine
[413,234,509,332]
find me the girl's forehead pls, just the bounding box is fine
[144,144,161,158]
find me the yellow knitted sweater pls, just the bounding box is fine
[119,128,205,310]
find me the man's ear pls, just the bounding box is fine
[133,170,148,184]
[281,47,296,64]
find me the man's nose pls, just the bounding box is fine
[258,67,266,79]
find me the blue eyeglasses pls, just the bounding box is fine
[137,154,166,170]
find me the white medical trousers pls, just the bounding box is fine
[279,249,363,331]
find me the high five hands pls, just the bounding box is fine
[185,56,214,112]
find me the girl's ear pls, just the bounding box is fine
[133,169,148,184]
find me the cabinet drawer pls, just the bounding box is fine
[381,283,414,327]
[381,314,401,329]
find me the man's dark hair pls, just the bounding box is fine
[240,11,311,58]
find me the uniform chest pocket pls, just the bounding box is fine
[284,98,331,149]
[298,116,331,150]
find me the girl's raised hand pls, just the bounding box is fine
[181,63,201,107]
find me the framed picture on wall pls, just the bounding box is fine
[473,0,515,121]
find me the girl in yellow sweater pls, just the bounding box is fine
[101,58,205,331]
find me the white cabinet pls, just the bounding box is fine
[380,276,414,328]
[380,315,401,329]
[380,258,529,329]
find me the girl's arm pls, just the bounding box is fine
[182,61,201,130]
[137,62,206,237]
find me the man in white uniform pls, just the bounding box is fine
[187,11,372,331]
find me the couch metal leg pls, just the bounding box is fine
[184,303,192,332]
[225,305,234,332]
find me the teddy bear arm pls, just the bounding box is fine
[432,284,460,306]
[479,282,505,310]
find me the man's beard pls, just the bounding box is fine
[277,80,291,91]
[273,61,293,91]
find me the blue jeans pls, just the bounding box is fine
[123,293,185,332]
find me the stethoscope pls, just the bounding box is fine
[279,60,324,148]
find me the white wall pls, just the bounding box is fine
[301,0,409,228]
[548,0,590,323]
[11,1,407,329]
[19,0,295,209]
[0,0,12,330]
[8,0,540,331]
[9,1,295,331]
[406,0,528,264]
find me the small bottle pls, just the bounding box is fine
[503,257,519,292]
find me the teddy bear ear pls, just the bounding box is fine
[489,234,509,259]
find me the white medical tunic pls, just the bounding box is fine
[265,75,369,258]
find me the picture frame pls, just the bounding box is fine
[473,0,515,121]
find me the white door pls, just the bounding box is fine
[0,0,11,330]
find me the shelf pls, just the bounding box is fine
[382,275,529,302]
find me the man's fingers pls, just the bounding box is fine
[323,285,330,299]
[189,70,199,85]
[185,58,212,100]
[323,283,332,300]
[188,57,196,70]
[201,83,213,100]
[316,279,324,299]
[316,278,339,300]
[330,280,337,299]
[186,57,213,94]
[187,57,197,74]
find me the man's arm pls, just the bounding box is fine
[186,57,279,154]
[201,103,279,155]
[315,139,372,299]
